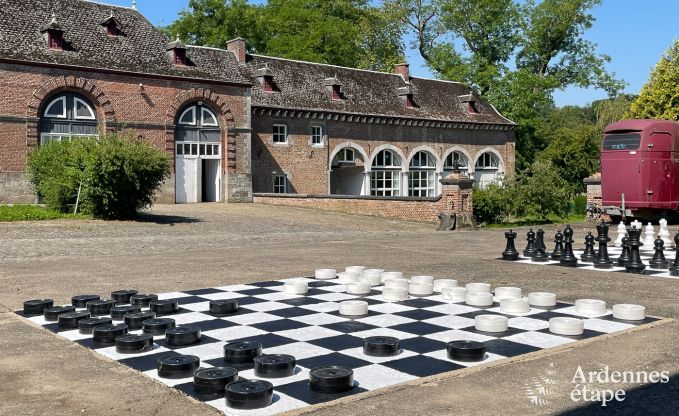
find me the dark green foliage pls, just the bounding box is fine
[27,136,170,220]
[472,183,511,224]
[570,194,588,215]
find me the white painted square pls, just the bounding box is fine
[507,317,551,331]
[367,302,415,314]
[289,313,348,326]
[583,318,635,333]
[221,312,283,326]
[299,302,340,313]
[171,312,215,325]
[238,366,310,387]
[503,331,576,349]
[97,343,169,361]
[156,291,193,300]
[312,284,348,293]
[174,342,225,360]
[261,341,334,360]
[57,329,90,341]
[239,301,293,312]
[213,284,260,292]
[308,292,358,302]
[253,292,301,302]
[352,328,419,340]
[356,314,415,328]
[275,326,344,341]
[423,303,478,315]
[206,391,308,416]
[352,364,417,390]
[424,329,494,343]
[422,315,476,329]
[203,325,266,341]
[180,301,211,312]
[198,291,247,301]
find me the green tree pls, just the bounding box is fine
[628,40,679,120]
[515,160,571,221]
[163,0,404,72]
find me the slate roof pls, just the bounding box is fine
[245,55,514,126]
[0,0,249,85]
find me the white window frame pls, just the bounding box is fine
[409,151,436,197]
[370,170,400,197]
[337,148,355,163]
[475,152,499,169]
[273,174,287,193]
[272,124,288,144]
[444,151,469,170]
[201,107,219,127]
[310,125,324,146]
[40,133,99,145]
[73,97,96,120]
[44,96,67,119]
[178,107,197,126]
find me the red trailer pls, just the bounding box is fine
[600,119,679,221]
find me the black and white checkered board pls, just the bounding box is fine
[16,277,658,415]
[508,246,679,279]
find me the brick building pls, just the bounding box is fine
[0,0,516,221]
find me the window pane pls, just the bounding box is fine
[45,97,66,118]
[201,108,218,126]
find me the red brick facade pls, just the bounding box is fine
[0,62,250,203]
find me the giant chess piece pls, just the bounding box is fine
[669,232,679,277]
[532,229,549,262]
[592,221,613,269]
[617,234,632,266]
[642,222,655,248]
[502,229,520,261]
[649,236,670,269]
[523,229,536,257]
[559,225,578,267]
[614,222,626,247]
[659,219,673,248]
[625,226,646,274]
[580,231,596,262]
[550,230,565,260]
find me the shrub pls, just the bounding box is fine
[473,183,512,224]
[570,194,587,215]
[514,160,572,221]
[28,136,170,219]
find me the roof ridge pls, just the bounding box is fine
[187,44,230,53]
[81,0,136,11]
[249,54,405,78]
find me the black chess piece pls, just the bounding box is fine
[669,232,679,276]
[649,236,670,269]
[532,229,549,262]
[625,226,646,274]
[550,230,565,260]
[559,225,578,267]
[580,231,596,262]
[617,234,631,266]
[523,229,536,257]
[502,229,520,261]
[592,222,613,269]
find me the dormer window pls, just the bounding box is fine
[398,86,416,108]
[405,94,415,108]
[257,65,275,93]
[331,85,341,100]
[41,13,64,51]
[167,35,187,67]
[101,11,122,37]
[324,77,343,101]
[458,94,479,114]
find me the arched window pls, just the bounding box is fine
[39,93,98,144]
[175,103,221,157]
[370,149,401,196]
[474,151,502,188]
[409,151,436,197]
[443,151,469,171]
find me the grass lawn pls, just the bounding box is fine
[0,205,90,222]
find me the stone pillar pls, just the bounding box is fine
[584,172,602,209]
[439,171,475,229]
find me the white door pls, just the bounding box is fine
[474,169,497,188]
[175,142,200,203]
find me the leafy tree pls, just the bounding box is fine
[628,40,679,120]
[163,0,404,71]
[514,160,571,221]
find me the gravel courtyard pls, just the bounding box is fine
[1,203,678,416]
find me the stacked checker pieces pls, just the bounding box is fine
[18,269,653,415]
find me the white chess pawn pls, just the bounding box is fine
[642,222,655,248]
[660,219,673,248]
[614,222,626,247]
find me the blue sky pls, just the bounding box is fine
[109,0,677,107]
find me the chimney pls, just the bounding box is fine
[394,63,410,82]
[227,37,246,64]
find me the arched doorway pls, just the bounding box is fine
[39,92,99,144]
[330,147,366,195]
[175,103,221,203]
[443,150,470,175]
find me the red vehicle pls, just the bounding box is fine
[600,119,679,221]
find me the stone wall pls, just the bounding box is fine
[0,172,36,203]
